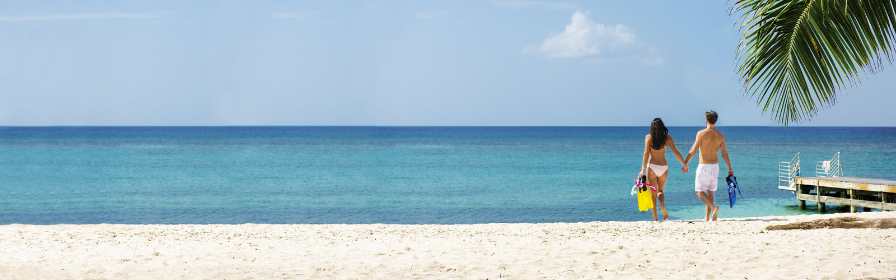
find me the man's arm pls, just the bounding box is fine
[720,135,733,176]
[683,132,701,166]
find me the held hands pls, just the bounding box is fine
[681,165,689,173]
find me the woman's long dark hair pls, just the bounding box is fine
[649,118,668,150]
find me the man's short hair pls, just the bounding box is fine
[705,111,718,124]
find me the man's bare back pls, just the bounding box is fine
[696,128,725,164]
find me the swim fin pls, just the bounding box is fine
[726,175,742,208]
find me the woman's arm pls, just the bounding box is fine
[667,135,686,166]
[641,135,651,176]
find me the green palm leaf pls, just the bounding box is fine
[735,0,896,124]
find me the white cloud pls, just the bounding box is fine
[0,12,166,22]
[492,0,576,11]
[533,10,635,58]
[529,10,661,64]
[640,47,664,65]
[415,12,434,20]
[415,11,444,21]
[272,12,305,20]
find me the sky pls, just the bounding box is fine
[1,0,894,126]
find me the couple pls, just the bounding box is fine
[639,111,734,222]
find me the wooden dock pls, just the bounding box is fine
[793,176,896,212]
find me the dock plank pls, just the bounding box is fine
[795,177,896,193]
[797,193,896,211]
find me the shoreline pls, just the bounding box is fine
[1,212,894,279]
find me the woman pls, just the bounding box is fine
[640,118,686,221]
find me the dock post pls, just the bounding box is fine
[796,184,806,210]
[849,189,856,213]
[817,185,824,213]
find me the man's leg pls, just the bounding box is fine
[708,191,719,221]
[695,191,710,221]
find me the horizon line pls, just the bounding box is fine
[1,124,894,128]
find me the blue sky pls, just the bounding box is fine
[1,1,894,126]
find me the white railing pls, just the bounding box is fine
[815,152,842,177]
[778,152,800,191]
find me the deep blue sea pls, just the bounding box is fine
[1,126,894,224]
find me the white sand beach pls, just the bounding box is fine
[1,212,894,279]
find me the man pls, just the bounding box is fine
[683,111,733,222]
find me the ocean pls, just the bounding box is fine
[1,126,893,224]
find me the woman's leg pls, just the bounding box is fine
[647,169,659,221]
[656,173,669,221]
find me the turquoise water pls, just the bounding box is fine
[1,126,894,224]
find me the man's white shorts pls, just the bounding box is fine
[695,163,719,192]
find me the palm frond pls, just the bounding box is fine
[735,0,896,124]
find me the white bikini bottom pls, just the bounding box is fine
[648,163,668,176]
